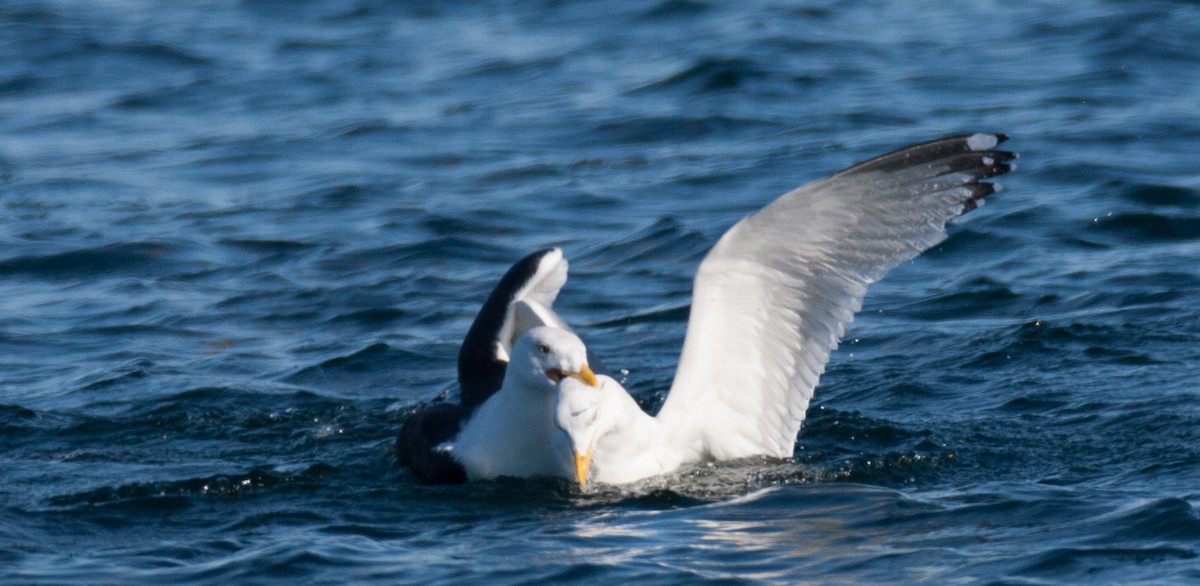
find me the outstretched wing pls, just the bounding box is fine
[656,134,1016,459]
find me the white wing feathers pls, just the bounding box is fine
[495,249,569,362]
[517,250,569,309]
[656,134,1015,459]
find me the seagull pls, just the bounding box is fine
[452,326,598,480]
[395,248,605,483]
[552,133,1016,487]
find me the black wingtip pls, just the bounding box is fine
[961,182,997,213]
[828,132,1016,217]
[965,133,1015,214]
[833,132,1016,179]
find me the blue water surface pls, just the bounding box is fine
[2,0,1200,583]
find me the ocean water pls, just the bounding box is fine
[2,0,1199,583]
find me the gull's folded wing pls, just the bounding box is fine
[458,248,568,411]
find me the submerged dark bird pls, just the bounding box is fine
[397,133,1016,486]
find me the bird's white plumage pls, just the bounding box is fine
[494,249,569,362]
[451,326,594,480]
[555,375,678,485]
[551,133,1014,486]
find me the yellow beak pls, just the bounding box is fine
[573,449,592,489]
[547,364,599,388]
[568,364,598,387]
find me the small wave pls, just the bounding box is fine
[450,55,566,81]
[478,162,564,184]
[218,238,319,256]
[108,79,216,111]
[1066,181,1200,246]
[1093,498,1200,542]
[0,404,40,434]
[797,407,954,487]
[283,343,445,394]
[38,386,361,453]
[0,4,62,26]
[1089,212,1200,244]
[417,211,520,238]
[315,237,510,274]
[91,40,212,67]
[960,319,1174,371]
[47,463,338,511]
[323,120,413,140]
[326,308,409,329]
[291,343,416,374]
[639,0,711,20]
[580,216,709,265]
[895,276,1024,321]
[293,183,391,210]
[997,394,1071,413]
[71,358,155,393]
[1017,545,1197,580]
[629,57,769,94]
[586,115,778,145]
[1115,182,1200,208]
[0,241,193,280]
[0,73,40,95]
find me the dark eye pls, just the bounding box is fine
[538,343,550,354]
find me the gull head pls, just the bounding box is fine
[553,375,613,490]
[506,326,597,395]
